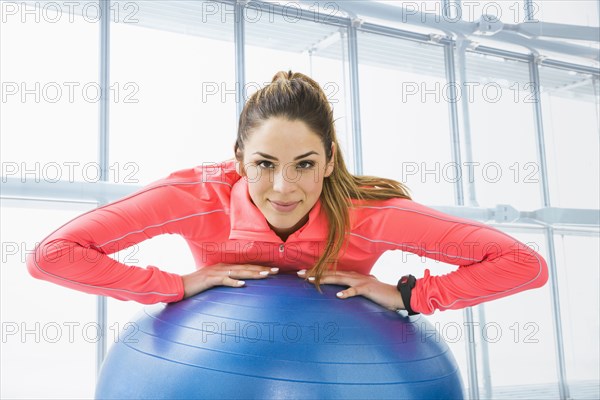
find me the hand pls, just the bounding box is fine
[297,269,405,312]
[181,263,279,299]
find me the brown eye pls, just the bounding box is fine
[257,160,275,169]
[297,161,315,169]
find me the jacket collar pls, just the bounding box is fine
[228,177,328,243]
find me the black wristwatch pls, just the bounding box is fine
[397,274,419,316]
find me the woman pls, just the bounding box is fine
[27,71,548,315]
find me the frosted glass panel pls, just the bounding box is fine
[465,53,542,211]
[540,66,600,209]
[110,1,236,185]
[1,202,97,399]
[0,2,97,183]
[554,234,600,384]
[534,0,600,27]
[357,32,453,205]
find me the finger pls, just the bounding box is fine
[336,286,359,299]
[298,269,324,280]
[221,276,246,287]
[306,272,356,286]
[227,269,274,280]
[223,264,278,276]
[237,265,279,274]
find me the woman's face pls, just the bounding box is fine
[237,117,334,240]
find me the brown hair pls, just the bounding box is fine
[234,70,412,289]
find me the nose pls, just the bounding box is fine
[272,167,297,194]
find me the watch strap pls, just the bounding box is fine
[397,274,419,316]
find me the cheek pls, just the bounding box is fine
[247,173,273,201]
[299,174,324,198]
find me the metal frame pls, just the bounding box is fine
[529,55,571,400]
[347,20,363,175]
[458,33,482,400]
[234,0,246,120]
[96,0,110,377]
[298,0,599,62]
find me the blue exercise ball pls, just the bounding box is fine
[95,273,464,399]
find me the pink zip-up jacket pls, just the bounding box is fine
[26,160,548,314]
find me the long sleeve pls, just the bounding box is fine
[25,176,202,304]
[355,198,549,314]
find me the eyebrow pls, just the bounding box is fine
[252,151,319,161]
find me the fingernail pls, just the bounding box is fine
[336,292,344,297]
[271,268,279,272]
[259,271,269,276]
[237,281,245,285]
[308,276,315,281]
[297,269,306,275]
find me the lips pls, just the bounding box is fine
[269,200,300,212]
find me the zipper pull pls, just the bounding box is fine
[279,243,284,259]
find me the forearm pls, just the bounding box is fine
[362,197,549,315]
[410,242,548,314]
[27,238,184,304]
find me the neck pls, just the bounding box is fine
[270,213,309,242]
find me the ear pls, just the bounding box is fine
[234,145,244,176]
[324,142,335,178]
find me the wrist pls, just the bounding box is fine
[396,274,419,316]
[181,270,203,299]
[181,274,192,299]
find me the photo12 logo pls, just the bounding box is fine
[200,320,340,344]
[1,1,140,24]
[401,81,538,104]
[399,321,541,344]
[2,321,140,344]
[198,1,342,24]
[1,161,140,184]
[2,82,139,104]
[201,81,340,104]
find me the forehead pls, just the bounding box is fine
[245,118,323,153]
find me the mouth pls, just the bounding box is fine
[269,200,300,213]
